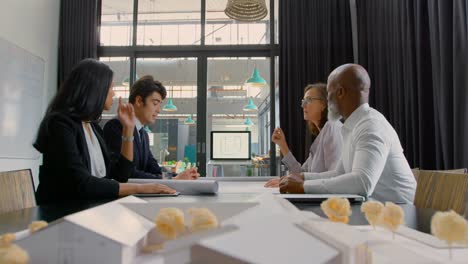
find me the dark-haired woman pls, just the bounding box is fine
[265,83,343,187]
[34,59,175,204]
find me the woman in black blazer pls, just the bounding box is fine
[34,59,175,204]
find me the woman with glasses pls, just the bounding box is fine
[265,83,343,187]
[34,59,176,204]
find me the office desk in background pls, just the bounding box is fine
[0,181,437,235]
[206,160,252,177]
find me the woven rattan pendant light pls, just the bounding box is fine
[224,0,268,22]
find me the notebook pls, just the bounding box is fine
[277,194,366,203]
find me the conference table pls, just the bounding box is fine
[0,180,436,235]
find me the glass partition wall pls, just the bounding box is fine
[99,0,279,176]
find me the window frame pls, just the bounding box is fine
[98,0,279,176]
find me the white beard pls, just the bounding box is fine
[328,101,342,121]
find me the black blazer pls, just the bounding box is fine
[103,118,162,179]
[34,112,134,205]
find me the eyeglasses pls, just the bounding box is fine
[301,97,323,108]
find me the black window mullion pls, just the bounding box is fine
[270,0,275,46]
[269,55,276,176]
[201,0,206,46]
[129,0,138,86]
[269,0,277,176]
[132,0,138,47]
[197,56,207,176]
[129,54,136,87]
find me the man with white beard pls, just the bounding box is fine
[279,64,416,204]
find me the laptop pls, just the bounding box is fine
[277,194,366,203]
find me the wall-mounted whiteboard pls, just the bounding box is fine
[0,37,44,159]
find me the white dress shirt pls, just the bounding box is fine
[82,122,106,178]
[303,104,417,203]
[135,117,144,139]
[282,120,343,174]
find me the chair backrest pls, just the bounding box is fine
[0,169,36,214]
[411,168,420,181]
[411,168,466,181]
[440,168,467,174]
[414,170,468,214]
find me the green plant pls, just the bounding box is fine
[246,165,252,176]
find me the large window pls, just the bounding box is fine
[99,57,130,115]
[101,0,133,46]
[137,0,201,45]
[136,58,198,164]
[205,0,270,45]
[207,57,270,161]
[99,0,279,176]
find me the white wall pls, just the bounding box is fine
[0,0,60,186]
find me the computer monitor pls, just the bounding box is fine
[210,131,251,160]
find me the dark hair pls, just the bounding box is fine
[303,83,328,136]
[46,58,113,121]
[129,75,167,104]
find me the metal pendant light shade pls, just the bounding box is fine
[163,98,178,112]
[224,0,268,22]
[243,97,258,111]
[244,117,254,126]
[184,115,196,125]
[245,67,267,87]
[122,74,139,86]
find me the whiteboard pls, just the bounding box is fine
[0,37,44,159]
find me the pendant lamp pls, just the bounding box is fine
[163,98,178,112]
[225,0,268,22]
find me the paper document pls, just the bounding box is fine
[218,182,279,194]
[202,176,277,182]
[128,179,219,195]
[277,194,366,203]
[134,192,180,197]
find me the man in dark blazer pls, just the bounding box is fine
[104,75,199,180]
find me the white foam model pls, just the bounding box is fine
[15,196,258,264]
[299,217,465,264]
[124,201,258,264]
[17,196,151,264]
[299,221,371,264]
[192,212,340,264]
[190,194,340,264]
[14,192,468,263]
[356,226,468,264]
